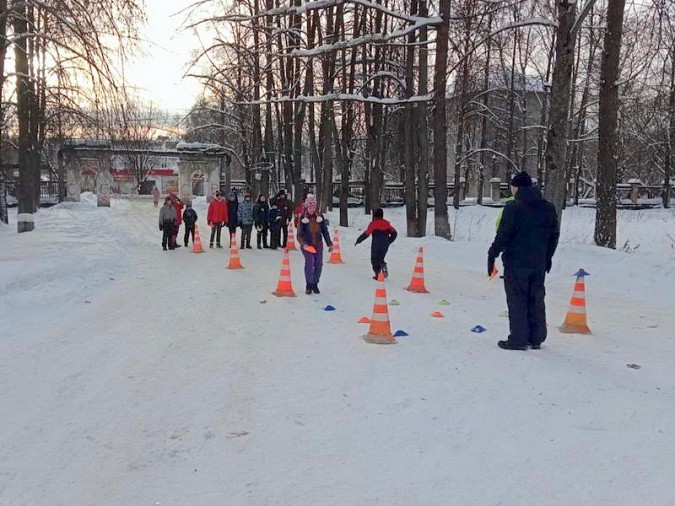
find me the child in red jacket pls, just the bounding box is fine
[207,191,228,248]
[355,208,398,279]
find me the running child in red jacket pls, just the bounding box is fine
[355,208,398,279]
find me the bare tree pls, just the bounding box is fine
[433,0,452,240]
[545,0,599,225]
[594,0,627,248]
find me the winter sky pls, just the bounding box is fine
[124,0,205,113]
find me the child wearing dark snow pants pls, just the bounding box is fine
[226,192,239,246]
[355,208,398,279]
[159,196,178,250]
[253,194,270,249]
[182,203,198,247]
[268,204,282,249]
[238,192,255,249]
[297,194,333,294]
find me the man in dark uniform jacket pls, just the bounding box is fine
[488,171,560,351]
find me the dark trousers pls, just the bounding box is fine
[184,224,195,246]
[270,227,281,249]
[302,244,324,285]
[162,222,175,249]
[228,224,238,245]
[241,225,253,247]
[171,225,180,248]
[256,227,269,248]
[504,268,547,347]
[210,222,223,246]
[280,223,289,248]
[371,246,389,275]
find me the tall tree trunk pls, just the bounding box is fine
[14,0,37,231]
[404,0,418,236]
[453,7,474,210]
[536,42,555,184]
[416,0,429,235]
[594,0,626,249]
[433,0,451,239]
[263,0,275,193]
[251,0,264,195]
[664,45,675,209]
[570,16,596,206]
[478,12,493,205]
[336,16,356,227]
[544,0,577,225]
[0,0,8,224]
[290,0,305,202]
[505,26,518,183]
[453,61,469,210]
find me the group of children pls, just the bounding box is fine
[204,189,294,250]
[158,189,398,294]
[158,193,198,251]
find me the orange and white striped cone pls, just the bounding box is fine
[192,224,205,253]
[287,221,297,250]
[363,273,396,345]
[405,247,430,293]
[272,248,296,297]
[559,269,591,334]
[327,228,344,264]
[226,233,244,269]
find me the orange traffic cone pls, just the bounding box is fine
[192,225,204,253]
[363,273,396,345]
[327,228,344,264]
[287,222,297,250]
[272,249,296,297]
[405,247,430,293]
[560,269,591,334]
[226,234,244,269]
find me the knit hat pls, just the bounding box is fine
[510,171,533,188]
[305,194,317,205]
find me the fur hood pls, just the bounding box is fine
[301,215,323,224]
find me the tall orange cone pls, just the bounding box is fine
[327,228,344,264]
[560,269,591,334]
[405,247,430,293]
[272,248,296,297]
[226,233,244,269]
[192,224,205,253]
[287,221,297,250]
[363,273,396,345]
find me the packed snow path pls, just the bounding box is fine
[1,197,675,505]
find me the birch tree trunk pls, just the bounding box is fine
[544,0,577,224]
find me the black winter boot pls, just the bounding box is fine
[312,284,320,294]
[305,284,312,295]
[498,340,528,351]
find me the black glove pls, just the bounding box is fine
[546,259,552,273]
[487,256,495,277]
[159,225,163,231]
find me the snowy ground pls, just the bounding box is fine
[1,195,675,505]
